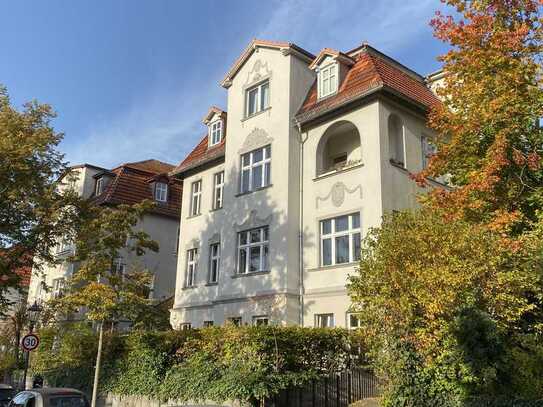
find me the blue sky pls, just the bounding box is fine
[0,1,449,169]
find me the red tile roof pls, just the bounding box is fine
[296,45,441,124]
[171,134,225,176]
[0,248,32,288]
[92,160,182,218]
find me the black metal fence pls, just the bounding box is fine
[264,369,380,407]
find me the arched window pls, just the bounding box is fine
[316,121,361,177]
[388,115,405,167]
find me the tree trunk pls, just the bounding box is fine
[91,321,103,407]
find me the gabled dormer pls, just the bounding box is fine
[92,170,114,196]
[147,173,171,203]
[309,48,355,100]
[203,107,227,148]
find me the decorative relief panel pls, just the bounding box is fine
[233,210,273,231]
[243,59,272,88]
[239,128,273,154]
[316,182,363,209]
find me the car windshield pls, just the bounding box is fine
[9,392,35,407]
[49,396,88,407]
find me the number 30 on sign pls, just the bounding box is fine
[21,333,40,351]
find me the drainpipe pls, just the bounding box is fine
[296,119,308,327]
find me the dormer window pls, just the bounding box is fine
[154,182,168,202]
[209,120,222,146]
[318,64,338,99]
[95,177,104,195]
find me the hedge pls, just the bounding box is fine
[32,324,367,403]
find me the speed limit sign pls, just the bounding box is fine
[21,333,40,351]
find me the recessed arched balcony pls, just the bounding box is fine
[316,121,362,177]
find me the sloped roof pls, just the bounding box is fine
[92,160,182,219]
[171,134,225,176]
[296,45,441,124]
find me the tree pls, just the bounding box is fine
[348,210,543,402]
[49,201,159,407]
[416,0,543,233]
[0,85,82,315]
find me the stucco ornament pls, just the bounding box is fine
[239,128,273,154]
[243,59,272,87]
[234,209,273,231]
[316,182,363,208]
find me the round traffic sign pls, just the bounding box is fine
[21,333,40,351]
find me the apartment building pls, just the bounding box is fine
[27,159,182,312]
[166,39,442,329]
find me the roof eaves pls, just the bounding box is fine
[295,83,384,126]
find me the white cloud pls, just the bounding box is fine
[257,0,441,53]
[62,1,445,169]
[63,75,225,168]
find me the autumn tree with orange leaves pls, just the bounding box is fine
[349,1,543,404]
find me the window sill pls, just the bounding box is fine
[306,262,358,272]
[186,213,202,220]
[389,159,406,170]
[231,270,271,278]
[314,163,364,181]
[182,285,197,290]
[241,106,272,122]
[235,184,273,198]
[209,207,223,213]
[205,282,219,287]
[316,90,338,102]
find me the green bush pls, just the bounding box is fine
[32,325,365,403]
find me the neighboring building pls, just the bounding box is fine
[27,160,182,316]
[169,39,443,330]
[0,250,32,329]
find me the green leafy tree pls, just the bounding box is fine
[0,85,82,314]
[49,201,159,406]
[348,211,542,401]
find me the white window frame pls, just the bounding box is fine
[245,80,270,117]
[320,212,361,267]
[252,315,269,326]
[190,180,202,216]
[185,248,198,287]
[347,312,362,330]
[154,182,168,202]
[315,313,335,328]
[95,177,104,195]
[208,242,220,284]
[228,317,242,326]
[421,135,437,169]
[213,171,224,210]
[52,277,65,299]
[180,323,192,330]
[240,145,271,194]
[318,63,338,99]
[237,226,269,274]
[209,120,223,146]
[203,320,214,327]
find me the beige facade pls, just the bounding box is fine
[169,40,441,329]
[27,163,180,316]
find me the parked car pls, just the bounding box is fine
[0,384,16,407]
[8,388,89,407]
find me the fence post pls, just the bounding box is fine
[336,374,340,407]
[324,376,328,407]
[347,370,352,404]
[312,379,316,407]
